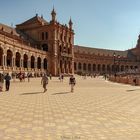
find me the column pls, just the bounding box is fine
[41,59,44,72]
[35,57,37,70]
[62,60,64,73]
[5,55,7,68]
[2,54,4,67]
[20,55,23,71]
[12,57,15,70]
[28,58,31,70]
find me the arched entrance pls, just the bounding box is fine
[88,63,91,72]
[23,54,28,68]
[44,58,47,70]
[31,56,35,68]
[74,62,77,71]
[83,63,86,71]
[121,65,124,71]
[97,64,101,72]
[93,64,96,72]
[7,50,13,67]
[15,52,21,67]
[107,65,110,73]
[37,57,41,69]
[78,62,82,70]
[0,47,3,66]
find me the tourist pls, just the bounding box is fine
[27,73,30,82]
[59,74,62,82]
[41,74,49,93]
[4,73,11,91]
[19,72,22,82]
[133,78,137,86]
[0,73,4,92]
[61,74,64,82]
[69,75,76,93]
[12,72,16,82]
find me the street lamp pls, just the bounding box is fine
[113,52,116,75]
[117,55,120,72]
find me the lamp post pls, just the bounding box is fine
[113,52,116,75]
[117,55,120,73]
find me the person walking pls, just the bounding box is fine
[4,73,11,91]
[61,74,64,82]
[27,73,30,82]
[69,75,76,93]
[0,73,4,92]
[41,74,49,93]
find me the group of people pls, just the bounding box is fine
[0,72,76,93]
[41,74,76,93]
[0,73,11,92]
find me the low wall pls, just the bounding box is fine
[109,76,140,86]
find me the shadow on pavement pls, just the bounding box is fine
[52,92,70,95]
[126,89,140,92]
[20,92,43,95]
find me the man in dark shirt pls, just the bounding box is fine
[4,73,11,91]
[69,75,76,93]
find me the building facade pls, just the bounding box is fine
[0,9,74,76]
[0,9,140,76]
[74,40,140,75]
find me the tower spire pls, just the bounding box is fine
[51,6,56,22]
[69,17,73,29]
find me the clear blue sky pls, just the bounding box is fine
[0,0,140,50]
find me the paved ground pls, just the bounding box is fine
[0,76,140,140]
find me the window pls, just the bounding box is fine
[42,32,44,40]
[69,37,71,43]
[45,32,48,40]
[42,44,48,51]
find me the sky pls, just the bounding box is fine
[0,0,140,50]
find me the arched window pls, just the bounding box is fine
[42,32,44,40]
[16,52,21,67]
[74,62,77,70]
[102,64,105,71]
[44,58,47,70]
[7,50,13,67]
[45,32,48,40]
[97,64,101,71]
[83,63,86,71]
[121,65,124,71]
[78,63,81,70]
[31,56,35,68]
[93,64,96,71]
[23,54,28,68]
[107,65,110,72]
[0,47,3,66]
[37,57,41,69]
[135,66,138,69]
[88,64,91,71]
[112,65,115,72]
[42,44,48,51]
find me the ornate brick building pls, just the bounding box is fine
[74,39,140,75]
[0,9,74,76]
[0,9,140,76]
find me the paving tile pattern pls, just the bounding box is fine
[0,76,140,140]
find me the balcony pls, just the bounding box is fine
[61,52,72,57]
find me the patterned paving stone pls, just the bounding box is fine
[1,76,140,139]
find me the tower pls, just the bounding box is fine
[69,17,73,30]
[51,7,56,22]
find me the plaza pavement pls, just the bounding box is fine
[0,76,140,140]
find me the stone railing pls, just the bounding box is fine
[109,75,140,86]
